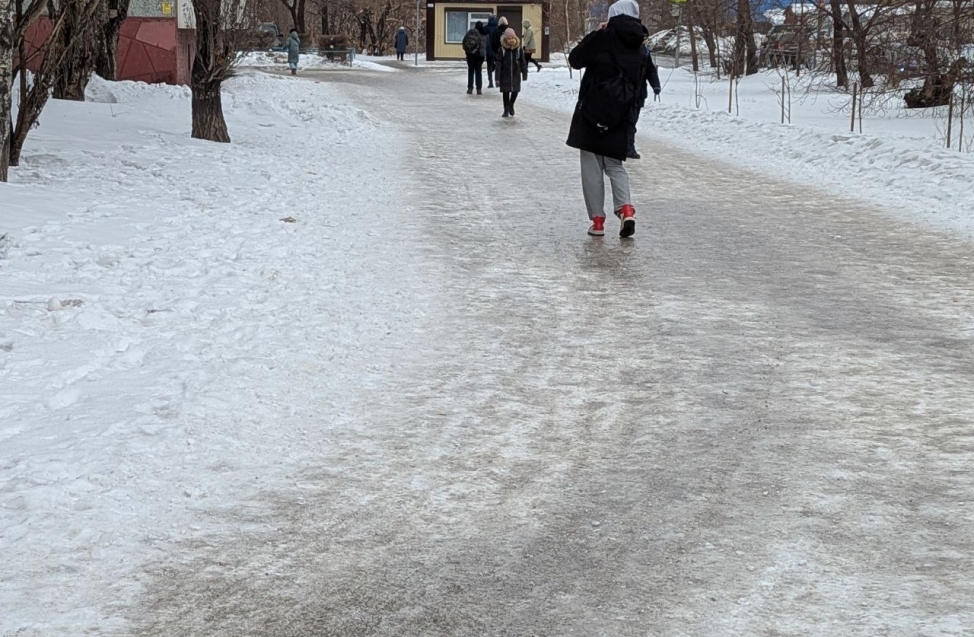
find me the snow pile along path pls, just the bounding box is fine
[0,72,434,635]
[237,50,398,72]
[522,67,974,238]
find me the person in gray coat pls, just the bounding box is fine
[521,20,542,72]
[285,29,300,75]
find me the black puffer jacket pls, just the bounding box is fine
[495,33,527,92]
[566,15,649,161]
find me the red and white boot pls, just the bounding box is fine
[615,204,636,238]
[588,216,605,236]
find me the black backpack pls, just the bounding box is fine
[462,31,483,55]
[579,48,640,133]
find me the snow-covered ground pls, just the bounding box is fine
[521,62,974,238]
[0,72,431,635]
[3,56,974,635]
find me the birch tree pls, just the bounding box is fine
[1,0,12,181]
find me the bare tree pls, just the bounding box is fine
[9,0,91,166]
[731,0,758,76]
[686,0,701,71]
[280,0,306,33]
[829,0,848,87]
[96,0,132,80]
[191,0,256,142]
[840,0,906,89]
[902,0,974,107]
[356,0,399,54]
[1,0,12,181]
[53,0,106,100]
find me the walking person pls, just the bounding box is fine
[462,22,488,94]
[628,43,661,159]
[285,28,300,75]
[395,26,408,61]
[566,0,646,238]
[490,17,509,90]
[485,15,499,88]
[521,20,542,72]
[495,27,528,118]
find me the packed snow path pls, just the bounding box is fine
[134,68,974,635]
[1,66,971,636]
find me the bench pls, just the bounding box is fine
[321,47,356,67]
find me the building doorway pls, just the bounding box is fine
[497,6,523,37]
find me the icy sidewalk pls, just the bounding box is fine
[0,72,435,635]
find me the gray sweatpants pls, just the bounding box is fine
[580,150,631,220]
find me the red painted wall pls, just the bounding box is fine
[117,19,178,84]
[21,17,193,86]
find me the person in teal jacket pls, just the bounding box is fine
[286,29,300,75]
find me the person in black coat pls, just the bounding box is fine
[629,44,662,159]
[566,0,647,238]
[490,16,509,89]
[485,15,499,88]
[463,22,488,94]
[495,28,528,117]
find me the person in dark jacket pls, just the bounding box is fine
[496,27,528,117]
[485,15,499,88]
[490,16,509,89]
[395,27,408,61]
[566,0,646,238]
[628,44,661,158]
[463,22,488,94]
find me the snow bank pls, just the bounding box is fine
[522,66,974,238]
[85,75,191,104]
[237,50,398,72]
[0,70,420,635]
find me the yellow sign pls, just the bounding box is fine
[161,1,173,16]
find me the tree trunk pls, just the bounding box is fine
[10,0,63,166]
[191,80,230,142]
[830,0,847,88]
[744,0,758,75]
[732,0,757,76]
[853,32,873,88]
[96,0,130,80]
[53,0,104,101]
[191,0,235,143]
[700,19,717,67]
[845,1,873,88]
[281,0,298,31]
[563,0,570,45]
[0,0,12,181]
[281,0,306,33]
[687,5,699,72]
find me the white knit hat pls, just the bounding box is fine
[607,0,639,19]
